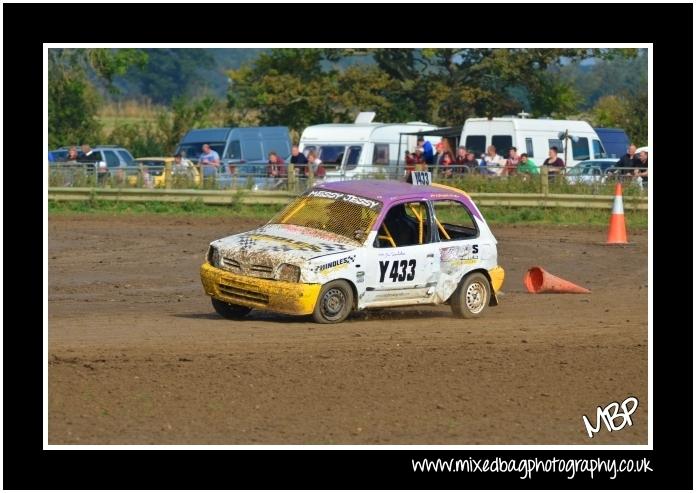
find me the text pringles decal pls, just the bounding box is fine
[308,190,380,209]
[316,255,356,273]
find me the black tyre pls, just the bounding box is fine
[451,272,491,319]
[211,298,252,319]
[313,280,353,324]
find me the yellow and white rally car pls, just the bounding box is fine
[201,178,504,323]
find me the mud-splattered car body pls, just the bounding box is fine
[201,179,504,323]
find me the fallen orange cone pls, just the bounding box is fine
[524,266,591,294]
[606,182,628,244]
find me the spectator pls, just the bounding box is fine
[517,153,539,176]
[290,145,309,176]
[432,142,453,174]
[482,145,506,175]
[542,146,565,175]
[405,150,416,174]
[173,153,193,172]
[66,146,79,162]
[78,144,107,183]
[502,146,521,176]
[454,146,468,175]
[616,143,641,176]
[634,150,648,188]
[441,153,454,178]
[462,150,480,171]
[267,151,287,178]
[199,143,221,178]
[417,137,434,165]
[307,150,325,178]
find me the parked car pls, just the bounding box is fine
[200,178,505,323]
[128,157,201,188]
[564,158,618,184]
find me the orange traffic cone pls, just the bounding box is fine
[524,266,591,294]
[606,182,628,244]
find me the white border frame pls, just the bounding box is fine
[43,43,652,451]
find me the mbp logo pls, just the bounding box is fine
[582,396,639,438]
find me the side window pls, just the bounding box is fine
[375,201,431,248]
[318,145,345,170]
[372,143,390,165]
[103,151,121,168]
[432,200,479,241]
[592,139,606,158]
[548,139,564,153]
[117,150,134,164]
[344,145,362,170]
[525,138,534,157]
[571,137,590,161]
[491,135,513,158]
[465,135,486,157]
[241,140,263,161]
[226,140,241,159]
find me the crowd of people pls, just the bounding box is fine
[404,137,544,179]
[403,138,648,186]
[52,139,648,189]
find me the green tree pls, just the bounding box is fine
[48,48,147,148]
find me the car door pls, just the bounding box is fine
[363,200,440,306]
[430,198,483,303]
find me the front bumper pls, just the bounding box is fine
[200,263,321,315]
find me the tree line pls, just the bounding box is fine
[48,48,648,156]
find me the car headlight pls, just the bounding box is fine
[207,245,220,267]
[277,263,301,283]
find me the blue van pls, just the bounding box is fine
[593,128,630,159]
[176,126,292,173]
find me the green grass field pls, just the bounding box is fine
[48,199,648,228]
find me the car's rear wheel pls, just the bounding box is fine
[313,280,353,324]
[451,272,491,319]
[211,298,252,319]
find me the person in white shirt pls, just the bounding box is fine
[482,145,506,176]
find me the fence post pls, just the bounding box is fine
[540,166,549,195]
[307,162,314,191]
[287,163,296,192]
[164,160,172,189]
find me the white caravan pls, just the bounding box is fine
[299,112,439,179]
[460,116,607,168]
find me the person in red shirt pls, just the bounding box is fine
[267,151,287,177]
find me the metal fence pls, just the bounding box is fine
[48,161,648,197]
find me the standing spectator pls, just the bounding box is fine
[517,153,539,176]
[78,144,107,183]
[290,145,309,176]
[267,151,287,177]
[66,146,79,162]
[502,146,521,176]
[542,146,565,175]
[616,143,641,176]
[482,145,506,175]
[462,150,479,171]
[454,146,468,175]
[441,153,454,178]
[307,150,325,178]
[199,143,221,178]
[634,150,648,188]
[418,137,434,165]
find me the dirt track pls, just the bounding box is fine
[48,214,648,444]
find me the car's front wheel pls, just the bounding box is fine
[313,280,353,324]
[451,272,491,319]
[211,298,252,319]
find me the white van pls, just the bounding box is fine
[299,112,439,179]
[460,116,607,168]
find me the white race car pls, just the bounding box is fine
[201,178,504,323]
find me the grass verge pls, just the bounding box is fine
[48,199,648,228]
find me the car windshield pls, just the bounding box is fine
[268,190,382,243]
